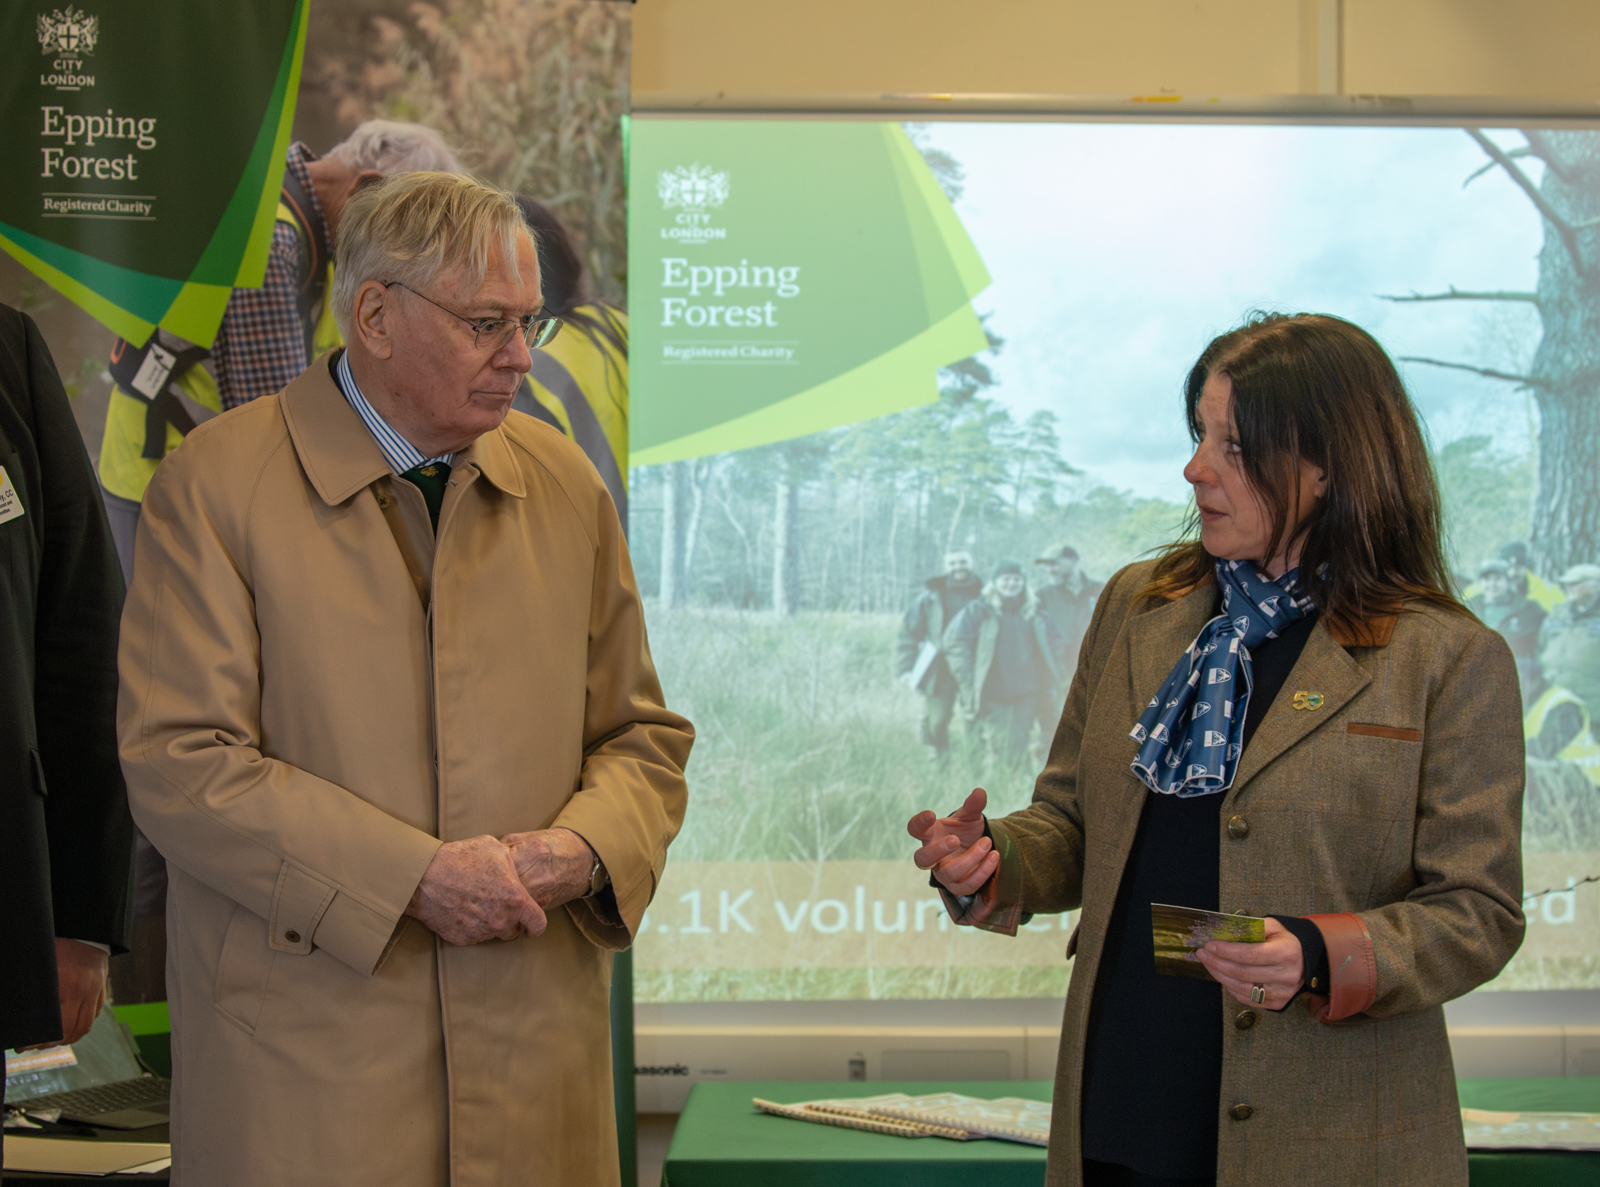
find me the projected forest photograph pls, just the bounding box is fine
[628,122,1600,1000]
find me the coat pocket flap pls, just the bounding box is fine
[269,861,338,955]
[1347,723,1422,742]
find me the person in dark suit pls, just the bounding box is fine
[0,303,133,1052]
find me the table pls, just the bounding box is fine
[663,1081,1050,1187]
[1,1120,169,1184]
[662,1078,1600,1187]
[1458,1077,1600,1187]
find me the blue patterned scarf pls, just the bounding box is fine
[1129,560,1314,797]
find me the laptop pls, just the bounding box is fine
[5,1006,170,1129]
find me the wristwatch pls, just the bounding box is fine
[585,851,610,899]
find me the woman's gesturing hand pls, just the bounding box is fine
[907,787,998,895]
[1196,916,1305,1010]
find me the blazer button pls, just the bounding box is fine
[285,930,301,944]
[1234,1010,1258,1030]
[1229,1103,1254,1121]
[1227,815,1250,839]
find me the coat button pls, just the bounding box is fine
[1229,1103,1254,1121]
[1234,1010,1257,1030]
[285,930,301,944]
[1227,815,1250,839]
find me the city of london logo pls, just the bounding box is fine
[37,6,98,58]
[37,4,98,89]
[658,164,729,212]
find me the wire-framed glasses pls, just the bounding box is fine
[384,281,563,351]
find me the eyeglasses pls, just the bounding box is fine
[384,281,563,351]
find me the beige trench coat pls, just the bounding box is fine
[118,357,692,1186]
[965,560,1524,1186]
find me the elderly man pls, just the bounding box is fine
[118,173,693,1185]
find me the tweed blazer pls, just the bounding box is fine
[971,559,1525,1187]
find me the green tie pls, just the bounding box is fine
[400,461,451,532]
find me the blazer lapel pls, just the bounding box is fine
[1124,582,1219,722]
[1226,619,1371,802]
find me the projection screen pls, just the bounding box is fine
[627,117,1600,1003]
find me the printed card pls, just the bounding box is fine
[1152,902,1266,981]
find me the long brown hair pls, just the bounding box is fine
[1146,312,1464,636]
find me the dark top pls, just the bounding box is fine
[938,576,982,623]
[0,305,133,1050]
[894,574,980,681]
[1080,611,1329,1180]
[988,599,1045,702]
[1037,575,1106,670]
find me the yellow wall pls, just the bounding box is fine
[633,0,1600,104]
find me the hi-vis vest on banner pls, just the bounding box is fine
[1525,685,1600,786]
[514,306,629,522]
[98,174,342,503]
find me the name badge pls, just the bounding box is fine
[0,466,24,525]
[131,342,177,399]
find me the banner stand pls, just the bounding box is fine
[612,947,638,1181]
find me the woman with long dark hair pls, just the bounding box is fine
[513,196,630,519]
[908,313,1525,1187]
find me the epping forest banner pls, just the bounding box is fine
[0,0,307,347]
[628,119,1600,1002]
[629,121,991,465]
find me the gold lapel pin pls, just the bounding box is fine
[1291,691,1325,710]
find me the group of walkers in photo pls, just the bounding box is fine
[895,544,1103,768]
[900,527,1600,799]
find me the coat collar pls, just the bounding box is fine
[1126,583,1219,724]
[455,419,527,500]
[1150,575,1400,647]
[281,352,527,506]
[1130,577,1388,800]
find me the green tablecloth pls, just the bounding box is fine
[662,1078,1600,1187]
[1458,1077,1600,1187]
[663,1081,1049,1187]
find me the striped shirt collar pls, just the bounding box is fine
[334,350,455,475]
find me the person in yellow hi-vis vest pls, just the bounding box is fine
[1525,683,1600,785]
[512,198,628,523]
[98,121,458,579]
[99,122,456,1009]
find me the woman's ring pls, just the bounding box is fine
[1250,984,1267,1005]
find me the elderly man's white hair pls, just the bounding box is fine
[327,119,459,175]
[330,172,526,343]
